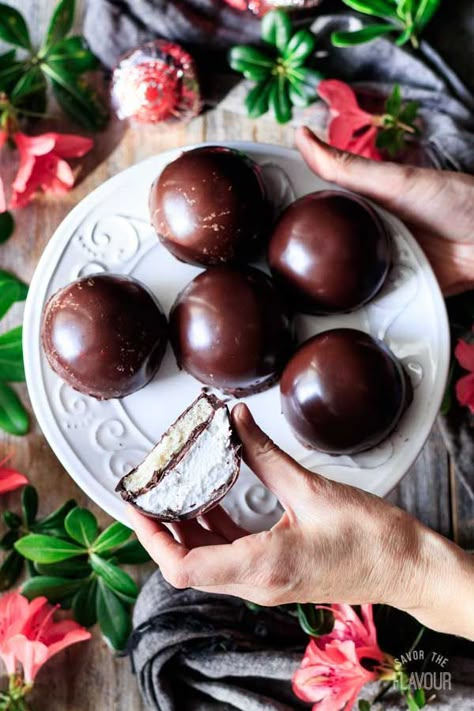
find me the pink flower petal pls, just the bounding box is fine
[0,131,7,149]
[0,467,28,494]
[49,133,93,158]
[318,80,363,113]
[0,593,30,641]
[13,132,56,157]
[0,178,6,213]
[346,126,382,161]
[455,339,474,373]
[327,114,372,150]
[455,372,474,413]
[45,627,91,661]
[2,634,48,682]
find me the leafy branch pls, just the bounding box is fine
[0,0,108,130]
[0,488,150,651]
[332,0,441,48]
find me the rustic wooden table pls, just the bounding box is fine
[0,1,468,709]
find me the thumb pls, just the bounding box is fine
[294,126,450,236]
[232,403,310,508]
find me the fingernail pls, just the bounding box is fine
[231,403,250,427]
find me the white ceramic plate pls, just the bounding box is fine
[23,142,450,531]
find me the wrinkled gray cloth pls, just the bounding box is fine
[130,571,474,711]
[129,570,308,711]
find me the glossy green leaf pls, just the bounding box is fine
[43,64,108,131]
[96,579,131,651]
[340,0,399,18]
[244,79,272,118]
[288,82,313,108]
[0,61,25,93]
[22,575,84,603]
[395,25,414,45]
[15,534,85,563]
[399,99,419,124]
[3,511,21,529]
[65,507,98,547]
[270,75,292,124]
[43,0,75,51]
[111,539,151,565]
[0,382,29,436]
[45,36,99,74]
[331,24,396,46]
[358,701,371,711]
[413,688,426,708]
[261,9,292,52]
[34,558,90,578]
[21,485,38,527]
[0,212,14,246]
[228,45,274,80]
[72,577,97,627]
[0,326,25,382]
[92,521,132,554]
[296,603,333,637]
[284,30,316,66]
[34,498,77,533]
[0,529,19,550]
[90,553,138,598]
[0,3,31,49]
[385,83,402,116]
[414,0,441,30]
[0,550,23,591]
[0,49,15,69]
[288,66,323,90]
[0,271,28,321]
[11,67,46,102]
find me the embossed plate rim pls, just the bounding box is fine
[24,141,450,524]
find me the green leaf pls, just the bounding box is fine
[45,35,99,74]
[15,534,85,563]
[22,575,84,603]
[72,577,97,627]
[34,557,90,578]
[296,603,333,637]
[340,0,400,18]
[270,75,292,124]
[111,539,151,566]
[0,382,29,435]
[0,326,25,382]
[0,529,19,550]
[0,49,15,69]
[414,0,441,30]
[244,79,272,119]
[96,578,131,651]
[406,692,420,711]
[0,212,14,246]
[228,45,274,80]
[399,99,419,124]
[0,550,23,590]
[65,507,98,547]
[3,511,21,529]
[284,30,316,66]
[43,0,75,52]
[0,3,31,49]
[413,688,426,708]
[331,24,396,46]
[0,61,25,93]
[359,701,371,711]
[11,67,46,102]
[386,83,402,116]
[288,66,322,92]
[395,25,415,45]
[43,64,108,131]
[0,271,28,321]
[21,486,38,527]
[90,553,138,599]
[261,9,292,52]
[34,498,77,533]
[92,521,132,554]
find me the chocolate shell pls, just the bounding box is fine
[268,190,391,315]
[149,146,268,266]
[117,392,241,521]
[170,266,294,397]
[41,274,168,400]
[280,329,412,455]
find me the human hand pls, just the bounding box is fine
[129,404,474,639]
[295,126,474,297]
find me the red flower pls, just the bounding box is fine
[9,132,93,209]
[454,336,474,414]
[0,592,90,683]
[317,80,383,161]
[0,455,28,494]
[293,604,390,711]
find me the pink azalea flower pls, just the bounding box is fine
[0,130,8,213]
[317,80,383,161]
[454,336,474,414]
[0,592,91,683]
[293,604,388,711]
[9,132,93,209]
[0,455,28,494]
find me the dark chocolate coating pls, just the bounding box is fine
[41,274,168,399]
[268,190,391,315]
[170,266,294,396]
[150,146,268,266]
[280,329,411,454]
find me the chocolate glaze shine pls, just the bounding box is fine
[170,266,294,396]
[150,146,268,266]
[41,274,168,399]
[268,190,391,315]
[280,329,412,455]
